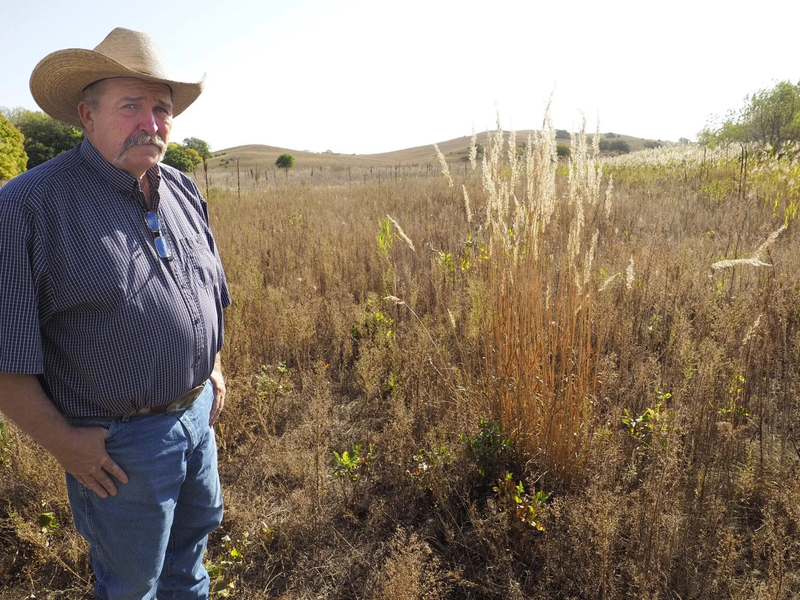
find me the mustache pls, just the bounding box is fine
[121,132,168,153]
[114,132,168,167]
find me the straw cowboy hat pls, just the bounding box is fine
[30,27,204,128]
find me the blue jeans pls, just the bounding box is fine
[65,382,223,599]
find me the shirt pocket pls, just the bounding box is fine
[182,233,219,289]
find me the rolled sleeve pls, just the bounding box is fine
[0,196,45,373]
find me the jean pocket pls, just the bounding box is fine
[66,416,117,441]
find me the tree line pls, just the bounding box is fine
[699,80,800,150]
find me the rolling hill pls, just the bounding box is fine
[205,131,672,173]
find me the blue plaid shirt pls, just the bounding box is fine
[0,139,230,417]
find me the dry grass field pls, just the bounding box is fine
[2,122,800,599]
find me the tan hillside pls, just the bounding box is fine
[206,130,671,172]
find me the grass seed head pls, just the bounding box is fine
[387,215,416,252]
[433,143,454,188]
[626,256,635,290]
[469,128,478,171]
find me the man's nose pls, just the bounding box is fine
[138,111,158,134]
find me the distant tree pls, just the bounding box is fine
[605,132,619,138]
[555,129,570,140]
[0,114,28,179]
[611,139,630,153]
[183,137,212,160]
[184,147,202,169]
[643,140,663,149]
[556,143,571,159]
[180,138,212,195]
[743,81,800,149]
[599,138,630,154]
[678,137,691,144]
[163,143,197,172]
[700,80,800,150]
[699,114,749,148]
[276,153,295,177]
[0,107,26,124]
[3,109,83,169]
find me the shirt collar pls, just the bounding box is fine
[80,138,162,194]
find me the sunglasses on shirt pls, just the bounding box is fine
[144,211,174,261]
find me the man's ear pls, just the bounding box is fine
[77,102,95,133]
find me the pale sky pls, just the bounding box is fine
[2,0,799,155]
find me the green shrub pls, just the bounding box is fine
[163,143,199,172]
[0,115,27,179]
[460,418,513,478]
[599,138,630,153]
[275,153,295,169]
[183,137,212,160]
[700,80,800,149]
[8,109,82,169]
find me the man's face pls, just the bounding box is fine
[79,77,173,179]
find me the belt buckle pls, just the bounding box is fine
[164,397,188,416]
[165,383,206,415]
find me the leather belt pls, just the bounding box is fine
[121,383,207,421]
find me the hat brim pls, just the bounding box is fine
[30,48,204,128]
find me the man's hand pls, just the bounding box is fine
[52,427,129,499]
[209,353,225,427]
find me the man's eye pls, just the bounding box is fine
[122,104,136,109]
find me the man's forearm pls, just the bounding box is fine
[213,352,222,374]
[208,352,225,426]
[0,372,74,452]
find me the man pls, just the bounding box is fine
[0,28,230,599]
